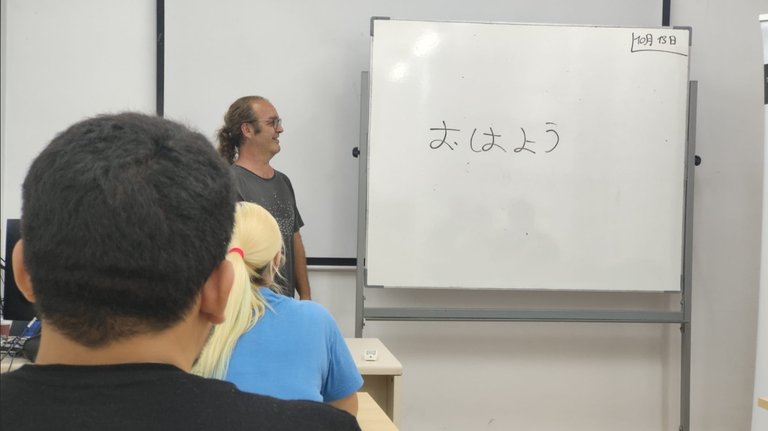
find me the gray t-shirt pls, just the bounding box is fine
[231,165,304,297]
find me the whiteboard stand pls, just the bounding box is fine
[355,75,698,431]
[679,80,697,431]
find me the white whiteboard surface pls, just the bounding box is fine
[164,0,663,259]
[366,20,690,291]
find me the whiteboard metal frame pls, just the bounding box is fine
[354,74,697,431]
[364,19,691,292]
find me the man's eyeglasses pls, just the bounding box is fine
[247,118,282,129]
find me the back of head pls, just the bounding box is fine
[21,112,236,348]
[230,202,284,283]
[193,202,283,379]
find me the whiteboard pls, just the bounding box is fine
[164,0,664,260]
[366,20,690,291]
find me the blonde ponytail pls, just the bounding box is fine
[192,202,284,379]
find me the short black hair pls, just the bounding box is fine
[21,112,235,347]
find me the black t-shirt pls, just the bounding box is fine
[0,363,360,431]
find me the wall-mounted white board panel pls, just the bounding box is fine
[164,0,664,260]
[366,19,690,291]
[1,0,156,251]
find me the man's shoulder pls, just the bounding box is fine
[272,169,294,185]
[180,372,359,429]
[232,165,293,189]
[227,391,361,430]
[0,367,360,431]
[231,164,258,180]
[0,370,23,399]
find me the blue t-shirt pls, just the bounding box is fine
[225,288,363,403]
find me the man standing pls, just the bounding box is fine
[217,96,311,300]
[0,113,358,431]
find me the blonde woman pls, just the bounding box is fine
[193,202,362,416]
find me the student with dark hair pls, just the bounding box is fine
[0,112,360,431]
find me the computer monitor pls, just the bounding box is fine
[2,219,37,320]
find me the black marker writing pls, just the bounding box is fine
[430,121,461,151]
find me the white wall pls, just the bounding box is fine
[1,1,765,430]
[754,14,768,431]
[1,0,7,269]
[0,0,156,238]
[670,1,765,430]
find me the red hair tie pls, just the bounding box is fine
[228,248,244,258]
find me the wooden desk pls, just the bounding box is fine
[345,338,402,428]
[357,392,398,431]
[759,397,768,410]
